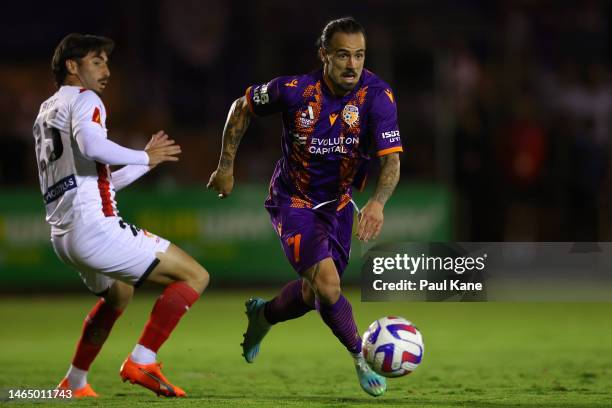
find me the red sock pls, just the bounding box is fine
[138,282,200,353]
[72,299,123,370]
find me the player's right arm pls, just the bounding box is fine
[207,77,292,198]
[207,96,252,198]
[72,91,180,167]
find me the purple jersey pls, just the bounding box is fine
[246,69,402,211]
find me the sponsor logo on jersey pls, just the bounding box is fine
[384,89,395,103]
[297,106,315,131]
[43,174,77,204]
[252,83,270,105]
[308,136,358,155]
[285,79,298,87]
[342,104,359,127]
[92,107,102,126]
[329,113,338,126]
[298,117,314,129]
[381,130,401,143]
[381,130,400,139]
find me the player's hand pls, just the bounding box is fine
[207,168,234,199]
[357,199,384,242]
[145,130,181,168]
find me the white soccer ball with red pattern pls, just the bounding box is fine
[362,316,424,377]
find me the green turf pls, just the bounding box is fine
[0,290,611,407]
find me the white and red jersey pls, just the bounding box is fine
[33,86,147,235]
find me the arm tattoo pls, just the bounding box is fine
[372,153,400,205]
[218,97,251,172]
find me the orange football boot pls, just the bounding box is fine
[56,377,98,398]
[119,356,186,397]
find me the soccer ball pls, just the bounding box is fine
[362,316,424,377]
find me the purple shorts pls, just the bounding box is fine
[266,203,354,276]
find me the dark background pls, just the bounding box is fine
[2,0,612,242]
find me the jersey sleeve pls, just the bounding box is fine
[244,77,290,117]
[72,90,107,137]
[369,87,403,157]
[111,164,150,191]
[72,91,148,166]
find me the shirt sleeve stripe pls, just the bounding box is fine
[376,146,403,157]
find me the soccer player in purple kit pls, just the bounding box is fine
[208,17,402,397]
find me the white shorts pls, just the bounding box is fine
[51,217,171,295]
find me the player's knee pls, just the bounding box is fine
[313,273,341,305]
[182,263,209,294]
[317,284,341,304]
[156,244,209,293]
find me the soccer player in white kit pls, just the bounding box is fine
[33,33,209,398]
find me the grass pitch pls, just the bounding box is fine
[0,290,611,407]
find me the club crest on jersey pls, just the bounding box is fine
[342,105,359,127]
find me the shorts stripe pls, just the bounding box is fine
[135,258,160,288]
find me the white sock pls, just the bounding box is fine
[66,365,87,389]
[131,344,157,364]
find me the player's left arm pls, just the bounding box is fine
[357,153,400,241]
[357,87,403,242]
[111,131,170,191]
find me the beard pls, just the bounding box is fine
[333,73,359,93]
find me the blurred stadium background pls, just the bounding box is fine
[1,0,612,287]
[2,2,612,406]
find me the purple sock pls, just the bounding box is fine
[264,279,314,325]
[316,295,362,354]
